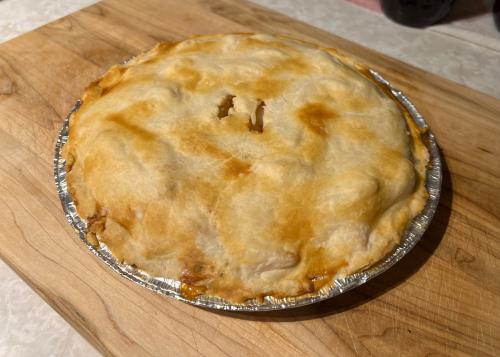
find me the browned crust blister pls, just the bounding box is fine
[63,34,429,303]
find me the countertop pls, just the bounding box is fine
[0,0,498,356]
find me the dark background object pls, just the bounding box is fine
[381,0,455,27]
[441,0,492,23]
[494,0,500,30]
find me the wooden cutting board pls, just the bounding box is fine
[0,0,499,355]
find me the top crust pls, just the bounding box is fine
[63,34,429,302]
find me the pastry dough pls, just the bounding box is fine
[63,34,429,302]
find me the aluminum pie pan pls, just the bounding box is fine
[54,69,442,312]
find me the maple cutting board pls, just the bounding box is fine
[0,0,499,355]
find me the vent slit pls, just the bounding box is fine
[217,95,235,119]
[249,100,265,133]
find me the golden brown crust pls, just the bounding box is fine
[64,34,429,302]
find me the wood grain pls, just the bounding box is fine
[0,0,499,355]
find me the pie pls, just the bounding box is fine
[63,34,429,302]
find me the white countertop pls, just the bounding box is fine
[0,0,499,356]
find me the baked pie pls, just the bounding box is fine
[63,34,429,302]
